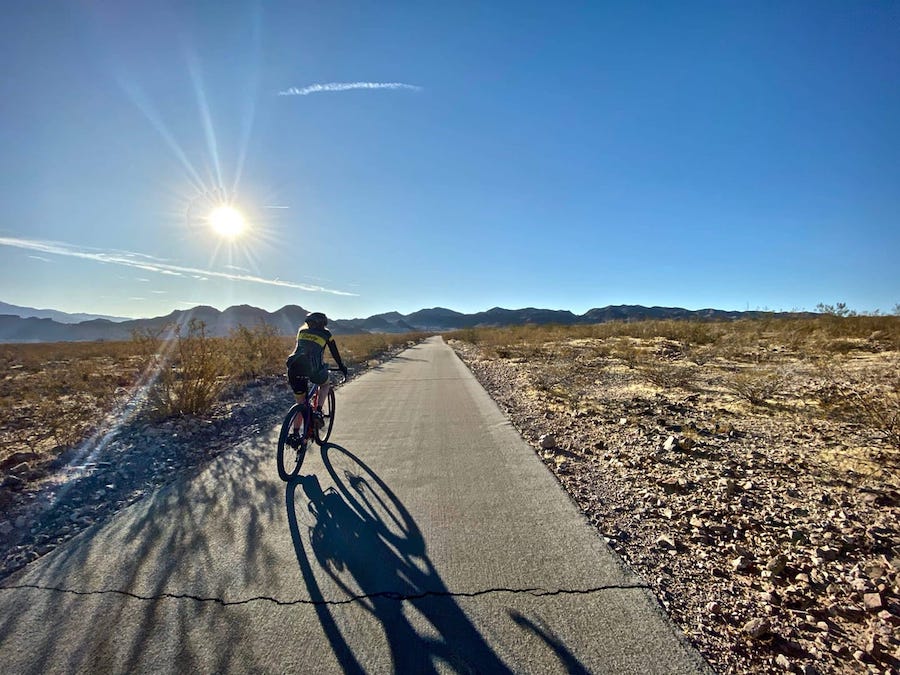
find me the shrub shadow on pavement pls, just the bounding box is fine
[0,433,285,674]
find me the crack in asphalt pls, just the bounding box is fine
[0,582,651,607]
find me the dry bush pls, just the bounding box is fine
[226,322,285,380]
[814,359,900,449]
[722,367,791,406]
[451,328,482,345]
[134,320,227,419]
[611,340,644,369]
[638,358,698,391]
[684,343,718,366]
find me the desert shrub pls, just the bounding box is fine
[611,340,644,369]
[824,338,864,355]
[638,358,698,390]
[226,322,284,380]
[135,320,227,419]
[722,367,790,406]
[452,328,482,345]
[814,360,900,448]
[685,343,718,366]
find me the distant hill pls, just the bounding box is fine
[0,301,810,343]
[0,301,128,324]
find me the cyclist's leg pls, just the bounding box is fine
[312,366,330,410]
[287,357,313,433]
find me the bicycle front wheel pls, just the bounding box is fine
[277,403,308,481]
[314,388,336,445]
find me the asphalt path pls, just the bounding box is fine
[0,336,710,674]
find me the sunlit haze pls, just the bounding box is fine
[1,3,898,320]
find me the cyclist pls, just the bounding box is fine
[286,312,348,431]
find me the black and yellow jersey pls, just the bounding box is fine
[290,323,345,370]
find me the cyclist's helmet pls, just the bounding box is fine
[305,312,328,329]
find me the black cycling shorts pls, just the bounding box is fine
[287,354,328,391]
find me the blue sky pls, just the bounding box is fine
[1,2,897,320]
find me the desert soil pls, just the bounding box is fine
[450,339,899,675]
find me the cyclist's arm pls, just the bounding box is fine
[326,338,347,372]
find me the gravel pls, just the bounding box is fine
[0,377,287,582]
[451,340,900,675]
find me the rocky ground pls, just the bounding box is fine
[451,339,900,674]
[0,376,288,582]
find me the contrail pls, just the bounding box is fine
[278,81,422,96]
[0,236,357,296]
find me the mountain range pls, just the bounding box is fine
[0,301,129,324]
[0,301,795,343]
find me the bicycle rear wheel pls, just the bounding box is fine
[277,403,308,481]
[314,388,336,445]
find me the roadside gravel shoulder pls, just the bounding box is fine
[450,340,900,675]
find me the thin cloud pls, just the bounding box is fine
[28,255,51,262]
[278,82,422,96]
[1,236,357,296]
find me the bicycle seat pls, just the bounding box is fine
[290,374,310,395]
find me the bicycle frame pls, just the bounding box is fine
[278,368,344,480]
[293,380,320,440]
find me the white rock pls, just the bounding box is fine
[743,617,770,638]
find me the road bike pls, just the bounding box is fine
[277,368,345,481]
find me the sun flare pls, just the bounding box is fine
[208,205,247,238]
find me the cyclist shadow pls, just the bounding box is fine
[285,443,513,674]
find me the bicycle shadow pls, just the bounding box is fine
[285,443,513,674]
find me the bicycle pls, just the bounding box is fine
[277,368,345,481]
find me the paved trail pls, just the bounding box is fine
[0,337,709,674]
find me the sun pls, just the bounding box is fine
[208,205,247,238]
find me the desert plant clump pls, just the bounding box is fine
[814,358,900,449]
[637,357,698,391]
[611,339,644,369]
[721,366,790,406]
[226,322,286,381]
[135,319,228,419]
